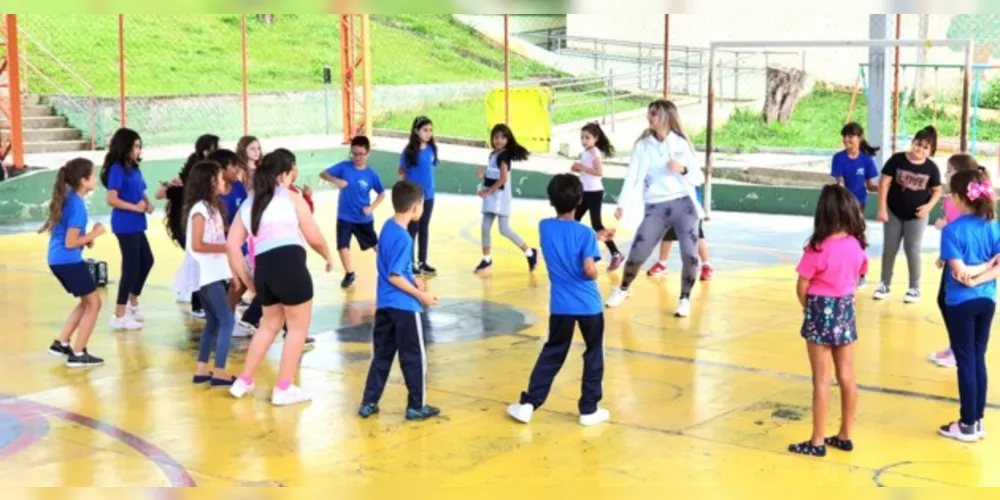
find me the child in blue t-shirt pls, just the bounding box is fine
[40,158,107,367]
[358,180,441,421]
[399,115,439,275]
[937,168,1000,443]
[320,135,386,289]
[507,173,612,427]
[100,127,153,331]
[831,122,880,209]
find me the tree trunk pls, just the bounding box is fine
[762,66,806,124]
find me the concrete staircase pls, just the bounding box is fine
[1,94,89,155]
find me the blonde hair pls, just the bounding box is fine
[635,99,694,155]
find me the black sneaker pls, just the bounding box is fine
[66,350,104,368]
[474,259,492,273]
[281,332,316,345]
[405,405,441,421]
[939,421,979,442]
[341,272,357,289]
[412,264,423,276]
[526,248,539,272]
[418,262,437,276]
[48,340,71,357]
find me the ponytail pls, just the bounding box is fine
[582,122,615,158]
[39,158,94,234]
[249,150,295,235]
[859,140,879,156]
[39,168,69,234]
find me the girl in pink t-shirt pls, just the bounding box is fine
[930,154,986,368]
[789,184,869,458]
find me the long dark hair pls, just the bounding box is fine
[913,125,938,156]
[841,122,879,156]
[163,156,205,247]
[950,168,996,221]
[807,184,868,252]
[209,149,240,179]
[490,123,530,166]
[403,115,438,167]
[39,158,94,233]
[100,128,142,188]
[182,161,225,236]
[250,149,295,235]
[582,122,615,157]
[184,134,219,171]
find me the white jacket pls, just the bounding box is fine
[616,131,705,221]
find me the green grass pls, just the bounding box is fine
[695,88,1000,151]
[17,14,558,97]
[375,91,650,139]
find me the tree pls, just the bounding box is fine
[762,66,807,124]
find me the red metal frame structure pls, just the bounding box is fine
[503,14,510,125]
[241,14,249,135]
[118,14,126,128]
[1,14,24,168]
[340,14,371,144]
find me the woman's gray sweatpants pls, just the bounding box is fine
[621,197,701,297]
[482,213,526,249]
[881,210,927,289]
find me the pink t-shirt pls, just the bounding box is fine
[943,197,961,224]
[796,235,869,297]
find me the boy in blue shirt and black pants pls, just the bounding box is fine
[320,136,386,289]
[507,173,611,426]
[359,180,441,421]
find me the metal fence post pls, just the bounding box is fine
[610,67,616,132]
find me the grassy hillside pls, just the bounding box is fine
[17,14,558,97]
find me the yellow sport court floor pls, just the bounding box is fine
[0,191,997,487]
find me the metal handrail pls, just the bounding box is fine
[15,25,97,150]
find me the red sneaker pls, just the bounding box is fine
[607,254,625,272]
[700,264,714,281]
[647,261,667,277]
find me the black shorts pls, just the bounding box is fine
[50,262,97,297]
[336,219,378,251]
[663,221,705,242]
[253,245,313,307]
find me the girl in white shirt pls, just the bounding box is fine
[177,160,237,387]
[607,99,704,317]
[572,122,623,271]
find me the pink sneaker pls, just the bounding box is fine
[607,254,625,272]
[646,261,667,277]
[929,348,956,368]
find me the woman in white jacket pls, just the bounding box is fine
[606,99,704,317]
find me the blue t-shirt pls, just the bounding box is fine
[106,162,148,234]
[831,150,879,206]
[539,218,603,316]
[376,219,422,312]
[220,180,248,227]
[940,214,1000,306]
[325,161,385,224]
[48,191,88,266]
[399,146,436,200]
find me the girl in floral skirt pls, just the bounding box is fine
[789,184,868,457]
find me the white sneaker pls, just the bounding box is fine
[605,287,630,308]
[232,323,253,338]
[978,420,987,439]
[904,288,921,304]
[580,408,610,426]
[109,314,143,331]
[271,384,312,406]
[188,309,206,320]
[675,298,691,317]
[872,283,889,300]
[128,304,145,322]
[229,377,254,399]
[237,320,258,335]
[507,403,534,423]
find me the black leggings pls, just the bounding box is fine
[574,191,620,255]
[408,197,435,263]
[115,232,154,306]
